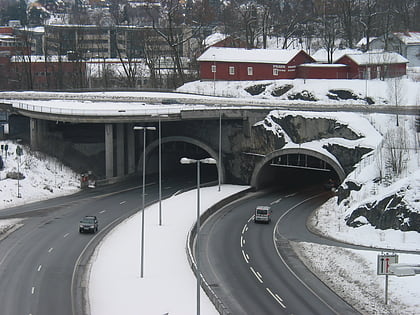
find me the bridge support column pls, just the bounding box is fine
[116,123,125,176]
[127,124,135,174]
[105,123,114,179]
[30,118,47,150]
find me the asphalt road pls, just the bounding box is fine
[199,186,359,315]
[0,177,187,315]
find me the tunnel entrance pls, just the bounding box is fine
[251,148,345,190]
[143,137,220,185]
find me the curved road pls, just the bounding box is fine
[0,178,188,315]
[200,186,359,315]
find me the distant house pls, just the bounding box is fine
[197,47,315,81]
[297,63,349,79]
[10,55,86,90]
[311,48,360,63]
[335,51,408,79]
[203,32,248,49]
[370,32,420,67]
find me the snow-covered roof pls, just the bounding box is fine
[300,63,348,68]
[203,32,228,48]
[312,49,359,63]
[393,32,420,45]
[198,47,306,64]
[340,51,408,65]
[356,37,378,47]
[10,55,71,62]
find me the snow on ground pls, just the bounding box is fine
[89,185,245,315]
[1,78,420,314]
[177,78,420,106]
[0,140,80,210]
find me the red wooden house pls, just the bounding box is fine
[197,47,315,81]
[297,63,349,79]
[335,51,408,79]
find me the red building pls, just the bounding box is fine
[9,55,86,90]
[197,47,315,81]
[297,63,349,79]
[335,52,408,79]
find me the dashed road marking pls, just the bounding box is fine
[270,198,282,205]
[63,233,69,238]
[242,250,249,264]
[31,287,35,295]
[266,287,286,308]
[37,265,42,272]
[119,201,126,205]
[48,247,53,253]
[241,224,248,235]
[250,266,263,283]
[99,210,106,214]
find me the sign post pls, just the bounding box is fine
[377,253,398,304]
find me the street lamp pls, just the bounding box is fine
[180,157,216,315]
[133,126,156,278]
[218,104,222,192]
[152,114,168,226]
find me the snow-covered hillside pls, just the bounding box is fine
[178,78,419,106]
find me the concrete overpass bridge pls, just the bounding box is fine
[1,91,404,188]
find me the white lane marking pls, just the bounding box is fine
[48,247,53,253]
[241,224,248,235]
[240,236,244,248]
[99,210,106,214]
[31,287,35,295]
[119,201,126,205]
[285,193,297,198]
[164,186,172,189]
[257,271,262,278]
[63,233,69,238]
[266,287,286,308]
[37,265,42,272]
[241,250,249,264]
[250,266,263,283]
[272,192,341,314]
[270,197,282,205]
[275,293,284,302]
[173,190,183,196]
[248,216,254,223]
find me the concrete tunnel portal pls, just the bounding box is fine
[251,148,346,190]
[139,136,222,184]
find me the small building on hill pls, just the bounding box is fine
[297,63,349,79]
[370,32,420,67]
[335,51,408,79]
[203,32,247,49]
[197,47,315,81]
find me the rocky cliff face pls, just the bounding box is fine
[345,192,420,232]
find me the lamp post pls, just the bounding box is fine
[152,114,168,226]
[218,104,222,192]
[180,157,216,315]
[133,126,156,278]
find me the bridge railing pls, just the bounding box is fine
[14,102,210,116]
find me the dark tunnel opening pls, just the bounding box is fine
[147,141,218,185]
[256,154,340,191]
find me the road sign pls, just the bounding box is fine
[377,254,399,275]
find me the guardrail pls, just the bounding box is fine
[185,187,253,315]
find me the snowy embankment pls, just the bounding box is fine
[0,140,80,210]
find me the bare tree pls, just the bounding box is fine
[384,126,408,178]
[387,76,406,127]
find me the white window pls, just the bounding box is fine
[211,64,216,73]
[247,66,253,75]
[273,68,278,76]
[229,66,235,75]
